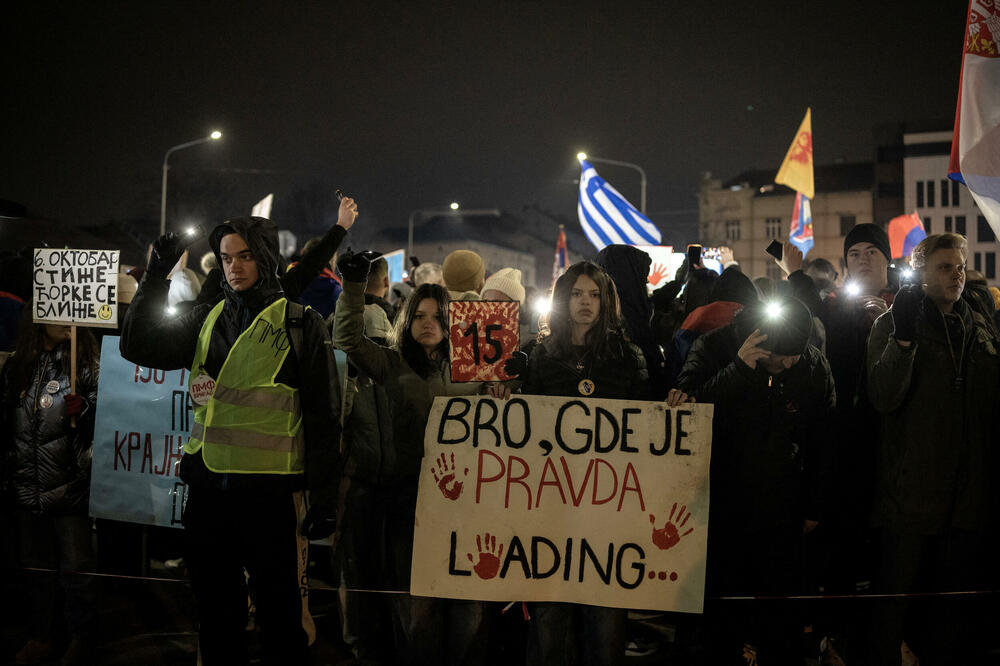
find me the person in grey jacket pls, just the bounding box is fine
[866,232,999,664]
[1,312,99,665]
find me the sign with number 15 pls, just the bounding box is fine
[449,301,520,383]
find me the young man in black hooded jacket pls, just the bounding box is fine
[120,206,353,665]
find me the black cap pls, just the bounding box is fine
[746,297,813,356]
[844,223,891,262]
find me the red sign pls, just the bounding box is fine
[449,301,520,383]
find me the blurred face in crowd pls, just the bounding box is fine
[42,324,72,349]
[569,275,601,332]
[220,234,259,292]
[411,297,445,355]
[845,242,888,295]
[481,289,513,301]
[759,353,801,376]
[921,248,966,313]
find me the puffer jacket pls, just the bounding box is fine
[867,297,999,534]
[334,281,478,491]
[677,314,835,532]
[2,347,98,515]
[521,333,649,400]
[120,217,342,510]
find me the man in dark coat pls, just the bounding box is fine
[866,233,998,664]
[677,297,835,664]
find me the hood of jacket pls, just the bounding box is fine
[209,216,285,316]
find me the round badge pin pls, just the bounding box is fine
[39,393,54,409]
[189,373,217,406]
[577,379,595,396]
[45,380,61,394]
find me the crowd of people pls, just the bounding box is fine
[1,196,998,665]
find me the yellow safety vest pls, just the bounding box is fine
[185,298,304,474]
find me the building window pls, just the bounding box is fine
[940,180,949,207]
[916,181,924,208]
[924,217,931,232]
[987,252,996,280]
[945,216,952,232]
[952,179,960,207]
[839,215,856,236]
[975,252,982,272]
[725,219,741,242]
[979,215,996,242]
[764,217,782,239]
[956,215,966,236]
[926,181,936,207]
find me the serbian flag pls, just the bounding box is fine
[553,226,568,283]
[775,108,815,199]
[949,1,1000,238]
[889,213,927,259]
[789,192,814,257]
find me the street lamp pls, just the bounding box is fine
[160,130,223,235]
[576,151,648,215]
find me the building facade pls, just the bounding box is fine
[698,163,875,280]
[904,130,1000,283]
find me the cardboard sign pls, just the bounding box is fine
[449,301,519,382]
[33,248,120,328]
[411,395,713,613]
[89,336,189,528]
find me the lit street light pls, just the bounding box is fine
[576,151,648,215]
[160,130,223,236]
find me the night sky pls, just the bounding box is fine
[2,1,967,246]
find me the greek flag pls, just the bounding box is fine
[577,160,661,251]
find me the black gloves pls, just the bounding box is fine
[503,351,528,378]
[148,233,185,280]
[891,284,923,343]
[337,249,382,283]
[301,504,337,540]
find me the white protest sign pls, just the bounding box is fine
[33,248,120,328]
[411,395,713,613]
[89,336,190,528]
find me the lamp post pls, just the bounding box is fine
[408,201,460,260]
[576,152,647,215]
[160,130,223,236]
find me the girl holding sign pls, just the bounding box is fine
[520,261,649,666]
[334,251,502,665]
[1,310,100,665]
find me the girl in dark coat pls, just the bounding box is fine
[522,262,648,666]
[1,308,100,665]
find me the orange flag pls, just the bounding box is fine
[775,108,815,199]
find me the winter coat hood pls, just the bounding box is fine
[209,217,283,295]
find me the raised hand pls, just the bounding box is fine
[737,329,770,370]
[337,196,359,230]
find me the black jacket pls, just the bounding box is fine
[120,217,342,509]
[677,317,836,532]
[2,347,99,515]
[522,334,650,400]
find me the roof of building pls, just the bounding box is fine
[721,161,874,197]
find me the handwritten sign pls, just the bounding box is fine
[33,248,120,328]
[449,301,519,382]
[411,395,713,613]
[89,336,189,528]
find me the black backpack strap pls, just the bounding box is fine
[285,300,305,358]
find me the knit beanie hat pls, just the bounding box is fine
[844,223,891,262]
[481,267,525,302]
[746,297,813,356]
[442,250,485,293]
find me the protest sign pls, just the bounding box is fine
[89,336,189,528]
[449,301,519,383]
[411,395,713,613]
[33,248,120,328]
[383,249,405,284]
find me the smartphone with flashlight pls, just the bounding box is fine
[335,189,345,202]
[687,244,703,267]
[765,240,783,261]
[181,224,206,249]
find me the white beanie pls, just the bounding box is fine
[481,267,525,302]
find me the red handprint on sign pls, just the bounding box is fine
[648,263,669,287]
[650,503,694,551]
[466,532,504,579]
[431,452,466,500]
